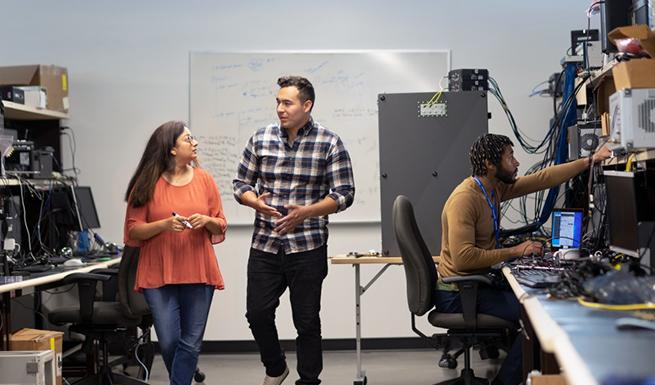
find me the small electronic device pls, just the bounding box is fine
[609,88,655,150]
[63,258,85,267]
[569,122,601,159]
[448,69,489,92]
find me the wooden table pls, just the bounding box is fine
[330,254,439,385]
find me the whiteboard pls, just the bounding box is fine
[189,50,450,224]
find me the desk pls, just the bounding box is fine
[0,258,121,349]
[502,266,655,385]
[330,255,440,385]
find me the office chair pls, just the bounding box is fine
[48,246,153,385]
[392,195,514,385]
[112,247,206,383]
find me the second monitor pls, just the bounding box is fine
[70,186,101,230]
[551,208,583,249]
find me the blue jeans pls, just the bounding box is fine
[143,284,214,385]
[434,287,522,385]
[246,245,328,385]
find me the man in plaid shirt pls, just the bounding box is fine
[233,76,355,385]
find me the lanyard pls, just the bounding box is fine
[473,177,500,248]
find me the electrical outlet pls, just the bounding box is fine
[419,102,447,117]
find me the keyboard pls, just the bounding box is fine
[14,264,55,273]
[512,268,562,288]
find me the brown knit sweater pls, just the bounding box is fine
[438,158,590,278]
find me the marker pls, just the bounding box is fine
[172,212,193,229]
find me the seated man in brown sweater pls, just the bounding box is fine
[436,133,611,385]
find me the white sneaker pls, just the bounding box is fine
[263,366,289,385]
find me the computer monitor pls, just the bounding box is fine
[70,186,101,230]
[604,170,655,257]
[600,0,633,53]
[40,186,101,251]
[551,209,584,249]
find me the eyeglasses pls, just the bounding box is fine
[183,135,197,144]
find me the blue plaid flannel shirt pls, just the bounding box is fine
[233,119,355,254]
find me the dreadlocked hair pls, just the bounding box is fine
[469,134,514,176]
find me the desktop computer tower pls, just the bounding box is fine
[1,195,22,250]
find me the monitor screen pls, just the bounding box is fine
[71,186,101,230]
[551,209,583,248]
[603,170,654,255]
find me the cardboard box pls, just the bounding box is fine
[10,328,64,385]
[592,25,655,116]
[0,65,69,112]
[608,25,655,90]
[611,59,655,90]
[608,24,655,58]
[594,72,617,117]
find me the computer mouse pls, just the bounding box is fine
[63,258,85,267]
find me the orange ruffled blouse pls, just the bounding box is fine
[125,168,227,291]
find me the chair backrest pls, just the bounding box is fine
[117,246,150,318]
[392,195,437,316]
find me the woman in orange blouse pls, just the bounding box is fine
[124,121,226,385]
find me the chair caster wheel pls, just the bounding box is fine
[439,356,458,369]
[354,376,367,385]
[194,368,205,383]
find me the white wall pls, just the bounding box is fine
[2,0,593,340]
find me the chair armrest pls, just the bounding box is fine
[62,273,112,323]
[90,268,118,275]
[442,274,492,329]
[91,268,119,301]
[62,272,112,284]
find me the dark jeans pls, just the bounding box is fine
[434,287,522,385]
[143,284,214,385]
[246,245,328,385]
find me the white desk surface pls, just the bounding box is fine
[330,254,440,265]
[0,257,121,294]
[503,266,606,385]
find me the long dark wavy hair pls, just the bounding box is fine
[124,121,197,207]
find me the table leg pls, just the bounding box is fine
[354,264,366,385]
[34,288,43,329]
[1,292,11,350]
